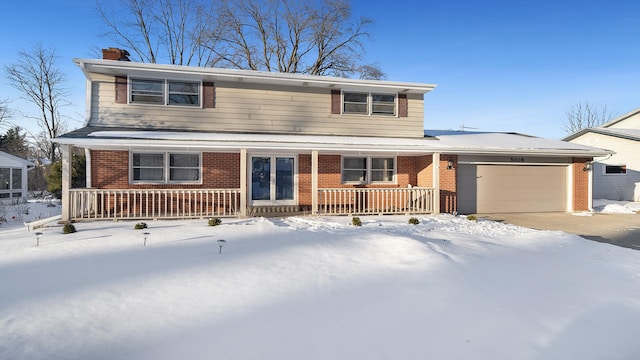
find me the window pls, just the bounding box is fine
[371,157,394,182]
[130,79,200,106]
[604,165,627,175]
[342,92,396,116]
[131,152,201,183]
[130,79,164,104]
[343,93,369,114]
[0,167,23,198]
[372,94,395,115]
[342,156,396,184]
[343,157,368,182]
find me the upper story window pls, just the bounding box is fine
[342,92,396,116]
[604,164,626,175]
[131,151,201,184]
[130,78,200,107]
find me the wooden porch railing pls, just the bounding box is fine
[318,187,435,215]
[68,188,241,220]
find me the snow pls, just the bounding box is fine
[594,199,640,214]
[79,129,611,156]
[1,203,640,359]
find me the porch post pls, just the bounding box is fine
[432,153,440,214]
[311,150,318,214]
[240,148,247,217]
[61,144,72,222]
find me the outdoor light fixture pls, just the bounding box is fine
[217,239,227,254]
[34,232,43,247]
[583,162,592,172]
[447,160,454,170]
[143,232,150,246]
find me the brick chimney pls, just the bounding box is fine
[102,47,131,61]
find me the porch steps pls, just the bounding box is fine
[248,206,311,218]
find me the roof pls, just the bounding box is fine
[55,127,612,157]
[599,107,640,128]
[563,127,640,142]
[0,150,35,167]
[73,58,437,95]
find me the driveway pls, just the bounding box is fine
[477,212,640,250]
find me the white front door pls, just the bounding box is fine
[250,155,297,205]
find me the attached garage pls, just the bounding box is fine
[457,163,568,214]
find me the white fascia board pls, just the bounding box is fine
[53,136,612,157]
[73,59,437,94]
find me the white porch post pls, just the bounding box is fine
[240,148,247,217]
[61,145,72,222]
[432,153,440,214]
[311,150,318,214]
[84,148,92,188]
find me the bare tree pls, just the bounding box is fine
[97,0,219,66]
[5,45,69,163]
[211,0,384,79]
[564,102,615,134]
[0,98,11,128]
[98,0,383,78]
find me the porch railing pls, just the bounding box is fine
[68,188,241,221]
[318,187,435,215]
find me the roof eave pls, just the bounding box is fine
[73,58,437,94]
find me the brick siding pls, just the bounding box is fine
[573,157,591,211]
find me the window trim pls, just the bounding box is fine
[341,91,397,116]
[130,151,202,184]
[129,77,202,107]
[603,164,627,175]
[341,156,397,184]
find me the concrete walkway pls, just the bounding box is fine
[477,212,640,250]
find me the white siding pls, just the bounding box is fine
[88,74,425,138]
[606,111,640,129]
[570,132,640,201]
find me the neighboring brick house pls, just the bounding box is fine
[54,48,611,221]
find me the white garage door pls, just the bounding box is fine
[457,164,568,214]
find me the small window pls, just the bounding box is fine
[0,168,9,189]
[343,93,368,114]
[372,94,396,115]
[342,156,396,184]
[12,169,22,190]
[342,92,396,116]
[605,165,627,174]
[132,153,165,182]
[342,157,368,182]
[131,79,164,104]
[371,157,394,182]
[131,152,201,183]
[169,153,200,181]
[168,81,200,106]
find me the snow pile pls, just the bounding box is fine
[593,199,640,214]
[1,214,640,360]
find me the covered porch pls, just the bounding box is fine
[57,131,447,221]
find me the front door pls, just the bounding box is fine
[250,155,296,205]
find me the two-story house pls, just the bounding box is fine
[54,48,611,221]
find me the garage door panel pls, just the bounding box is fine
[458,164,567,214]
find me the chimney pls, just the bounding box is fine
[102,47,131,61]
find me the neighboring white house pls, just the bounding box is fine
[564,108,640,201]
[0,150,34,203]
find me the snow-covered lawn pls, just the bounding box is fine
[1,203,640,359]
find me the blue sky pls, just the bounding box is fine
[1,0,639,139]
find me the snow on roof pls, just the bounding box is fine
[55,127,612,156]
